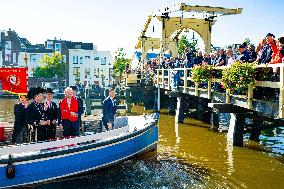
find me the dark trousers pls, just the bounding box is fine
[37,125,48,142]
[47,124,56,140]
[62,120,79,137]
[103,119,114,131]
[12,124,26,144]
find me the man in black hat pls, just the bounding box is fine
[44,88,58,140]
[26,86,48,142]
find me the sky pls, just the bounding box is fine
[1,0,284,57]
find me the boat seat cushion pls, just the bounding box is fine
[113,116,128,129]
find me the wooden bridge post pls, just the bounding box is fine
[226,89,231,103]
[208,78,212,99]
[183,68,187,93]
[195,82,198,96]
[157,84,161,112]
[168,69,171,90]
[279,65,284,118]
[247,84,253,109]
[161,68,165,89]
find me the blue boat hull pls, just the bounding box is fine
[0,124,158,188]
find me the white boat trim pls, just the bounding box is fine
[0,126,129,156]
[0,124,151,166]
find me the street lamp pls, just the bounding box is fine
[23,51,28,68]
[101,72,105,87]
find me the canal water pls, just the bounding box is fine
[0,99,283,189]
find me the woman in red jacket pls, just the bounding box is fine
[59,87,79,137]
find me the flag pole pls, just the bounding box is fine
[23,51,28,94]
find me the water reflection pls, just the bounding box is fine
[0,100,284,188]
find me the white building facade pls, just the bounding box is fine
[69,49,114,87]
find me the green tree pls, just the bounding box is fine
[113,48,130,82]
[178,35,197,55]
[244,38,251,46]
[33,52,67,78]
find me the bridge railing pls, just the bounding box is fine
[156,63,284,118]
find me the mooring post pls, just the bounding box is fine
[228,113,245,146]
[157,84,161,112]
[168,96,176,115]
[85,98,91,115]
[279,65,284,118]
[183,68,187,93]
[249,122,261,142]
[125,88,132,113]
[210,111,219,131]
[176,94,186,123]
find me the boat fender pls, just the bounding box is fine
[6,154,15,179]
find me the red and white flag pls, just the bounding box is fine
[0,68,28,94]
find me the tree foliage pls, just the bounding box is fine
[33,52,67,78]
[178,35,197,55]
[244,38,251,46]
[113,48,130,81]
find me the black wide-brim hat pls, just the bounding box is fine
[70,86,78,91]
[27,86,46,100]
[46,88,54,94]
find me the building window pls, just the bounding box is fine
[101,57,106,65]
[73,56,78,64]
[75,45,81,49]
[5,54,11,62]
[79,57,83,64]
[94,68,99,78]
[55,43,61,52]
[5,41,11,50]
[13,53,17,64]
[30,54,38,63]
[46,41,53,49]
[73,67,80,80]
[85,68,90,78]
[94,57,99,60]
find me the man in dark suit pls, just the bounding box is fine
[44,88,58,140]
[102,89,116,131]
[12,94,28,144]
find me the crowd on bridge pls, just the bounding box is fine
[140,33,284,83]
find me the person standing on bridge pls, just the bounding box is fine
[102,89,116,131]
[12,94,28,144]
